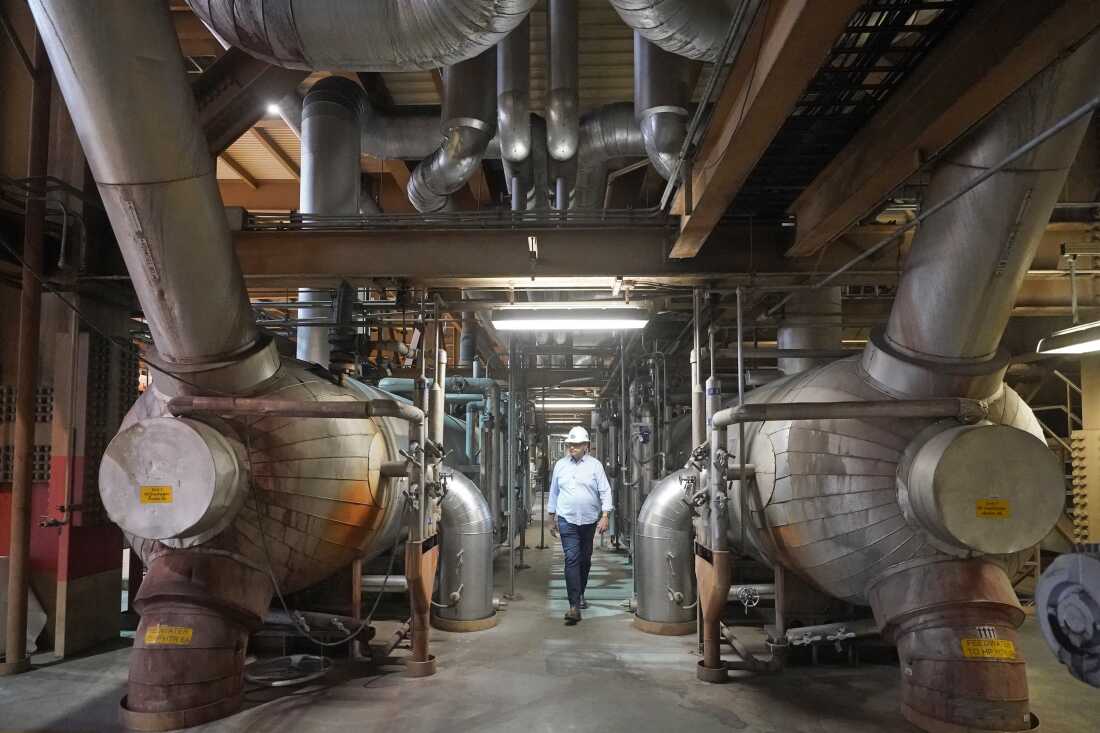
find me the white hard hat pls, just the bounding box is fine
[564,426,590,444]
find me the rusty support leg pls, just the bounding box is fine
[870,558,1034,733]
[2,32,50,677]
[695,548,731,682]
[403,539,439,677]
[119,551,272,731]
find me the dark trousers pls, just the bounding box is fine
[558,517,597,609]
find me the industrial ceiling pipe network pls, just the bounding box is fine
[634,33,695,181]
[498,16,532,163]
[572,102,646,208]
[186,0,537,71]
[692,34,1100,733]
[408,47,499,213]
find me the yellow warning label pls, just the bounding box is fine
[140,485,173,504]
[976,498,1010,518]
[960,638,1015,659]
[144,625,193,645]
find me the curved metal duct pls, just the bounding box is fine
[408,48,498,213]
[572,103,646,209]
[610,0,756,62]
[297,78,365,366]
[498,17,531,163]
[29,0,277,396]
[714,35,1100,732]
[634,33,694,180]
[634,469,697,634]
[186,0,536,72]
[547,0,579,161]
[433,470,498,631]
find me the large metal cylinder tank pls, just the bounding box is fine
[731,356,1055,604]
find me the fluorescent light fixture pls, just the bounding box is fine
[1037,320,1100,355]
[493,307,648,331]
[495,300,639,310]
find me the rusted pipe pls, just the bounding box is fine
[711,398,987,430]
[166,395,425,423]
[2,31,50,677]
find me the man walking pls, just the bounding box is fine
[547,425,612,624]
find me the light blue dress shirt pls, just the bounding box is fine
[547,453,613,525]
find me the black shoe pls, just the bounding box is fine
[579,596,589,609]
[564,607,581,624]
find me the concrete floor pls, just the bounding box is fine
[1,524,1097,733]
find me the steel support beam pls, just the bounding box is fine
[668,0,861,259]
[786,0,1100,258]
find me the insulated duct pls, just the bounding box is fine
[609,0,753,61]
[408,48,498,213]
[433,471,498,631]
[634,469,697,635]
[186,0,536,72]
[498,16,532,163]
[28,0,277,396]
[503,115,551,209]
[547,0,579,161]
[572,103,646,209]
[634,33,694,180]
[297,78,365,366]
[714,35,1100,732]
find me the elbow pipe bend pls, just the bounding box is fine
[187,0,536,72]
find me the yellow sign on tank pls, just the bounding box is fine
[960,638,1015,659]
[144,625,193,645]
[975,498,1010,518]
[139,485,173,504]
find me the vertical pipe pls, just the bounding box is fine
[547,0,579,161]
[297,78,364,366]
[507,339,518,597]
[736,288,746,552]
[497,16,531,163]
[490,384,502,537]
[691,288,705,448]
[2,32,49,676]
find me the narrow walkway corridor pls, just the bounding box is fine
[0,519,1095,732]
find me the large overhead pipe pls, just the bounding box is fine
[634,34,694,180]
[547,0,579,162]
[609,0,753,61]
[408,48,498,213]
[29,0,278,396]
[297,78,365,366]
[572,103,646,208]
[498,16,531,163]
[187,0,536,71]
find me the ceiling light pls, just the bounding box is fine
[493,307,648,331]
[1037,320,1100,355]
[266,103,281,116]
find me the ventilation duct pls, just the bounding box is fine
[715,34,1100,732]
[547,0,579,161]
[572,102,646,209]
[609,0,757,62]
[432,471,498,631]
[634,33,694,180]
[634,469,697,635]
[28,0,277,396]
[498,16,532,163]
[186,0,536,71]
[503,115,551,210]
[297,77,365,366]
[408,48,498,213]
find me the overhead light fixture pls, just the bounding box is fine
[534,402,596,410]
[266,103,281,116]
[1037,320,1100,355]
[492,307,648,332]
